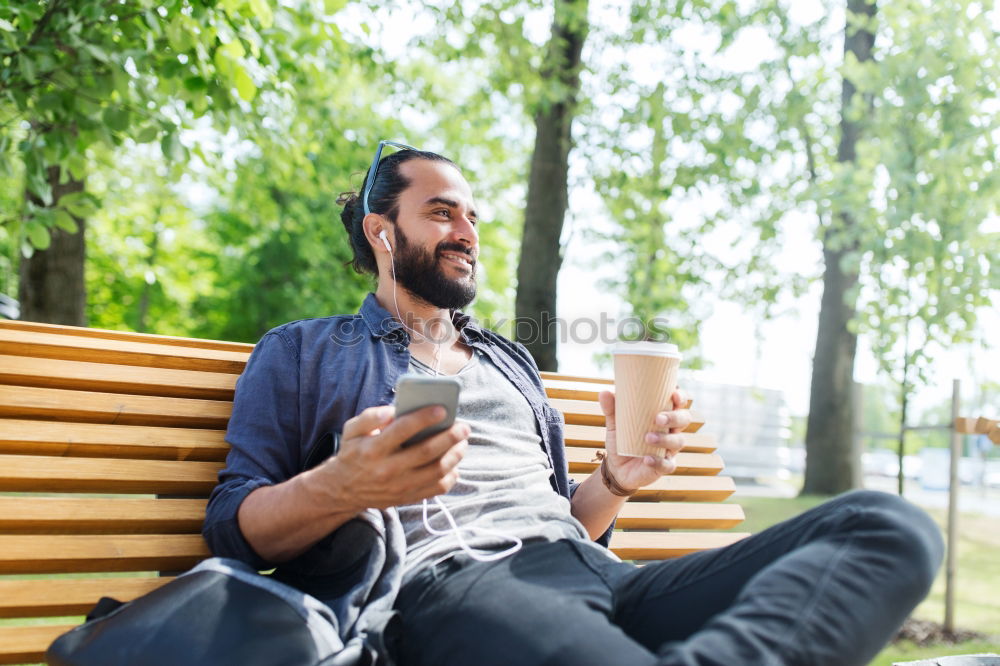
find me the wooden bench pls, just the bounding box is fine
[955,416,1000,444]
[0,320,747,665]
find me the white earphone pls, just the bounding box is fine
[378,229,392,253]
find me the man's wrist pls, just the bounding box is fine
[599,457,637,497]
[299,458,364,518]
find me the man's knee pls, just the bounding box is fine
[838,489,944,587]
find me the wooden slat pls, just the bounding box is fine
[550,396,704,431]
[0,419,229,461]
[569,473,737,502]
[0,353,237,400]
[976,416,998,434]
[563,423,717,452]
[0,576,170,618]
[540,371,614,385]
[0,385,232,429]
[615,502,745,530]
[610,531,750,561]
[0,319,255,353]
[0,534,210,574]
[990,424,1000,445]
[0,455,221,495]
[0,623,76,665]
[0,497,207,534]
[954,417,978,434]
[0,328,249,373]
[565,448,723,475]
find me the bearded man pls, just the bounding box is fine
[204,142,943,666]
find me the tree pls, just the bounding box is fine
[0,0,293,324]
[801,0,877,494]
[512,0,590,370]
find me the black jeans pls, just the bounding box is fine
[393,490,943,666]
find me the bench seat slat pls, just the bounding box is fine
[0,353,237,400]
[0,577,170,618]
[0,454,220,495]
[0,385,232,429]
[0,328,249,373]
[563,424,717,453]
[566,448,723,475]
[569,473,736,502]
[0,535,210,574]
[0,497,207,534]
[615,502,745,530]
[0,624,76,665]
[610,531,750,560]
[0,418,228,461]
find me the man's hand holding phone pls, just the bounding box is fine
[316,376,466,513]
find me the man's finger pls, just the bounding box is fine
[673,388,692,410]
[404,441,467,495]
[644,431,685,452]
[342,405,395,440]
[598,390,616,431]
[396,422,471,468]
[653,408,692,433]
[375,405,451,452]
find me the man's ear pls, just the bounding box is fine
[362,213,390,254]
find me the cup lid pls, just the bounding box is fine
[612,340,681,358]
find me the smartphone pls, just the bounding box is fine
[394,375,461,448]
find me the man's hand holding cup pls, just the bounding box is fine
[597,341,689,496]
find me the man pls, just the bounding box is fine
[204,142,943,666]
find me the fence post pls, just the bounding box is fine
[945,378,961,633]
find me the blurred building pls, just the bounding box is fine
[681,374,796,481]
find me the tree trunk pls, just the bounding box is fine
[514,0,589,371]
[18,166,87,326]
[802,0,876,495]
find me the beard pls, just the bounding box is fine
[390,225,477,310]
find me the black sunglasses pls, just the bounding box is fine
[361,140,418,216]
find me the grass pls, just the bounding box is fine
[727,492,1000,664]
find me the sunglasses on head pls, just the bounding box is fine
[362,140,418,216]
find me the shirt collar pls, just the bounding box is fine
[359,292,486,343]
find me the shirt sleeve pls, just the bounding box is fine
[202,330,302,568]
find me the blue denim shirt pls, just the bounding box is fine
[204,294,608,568]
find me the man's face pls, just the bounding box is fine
[387,159,480,310]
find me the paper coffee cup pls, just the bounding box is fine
[613,341,682,458]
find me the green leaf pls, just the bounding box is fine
[54,209,79,233]
[0,18,16,31]
[84,44,110,63]
[26,221,51,250]
[103,106,131,132]
[60,192,98,219]
[136,126,159,143]
[324,0,348,14]
[18,53,36,85]
[248,0,273,28]
[233,65,257,102]
[161,132,184,162]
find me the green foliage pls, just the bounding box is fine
[853,0,1000,393]
[0,0,292,246]
[71,1,530,341]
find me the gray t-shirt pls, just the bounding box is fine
[397,349,597,583]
